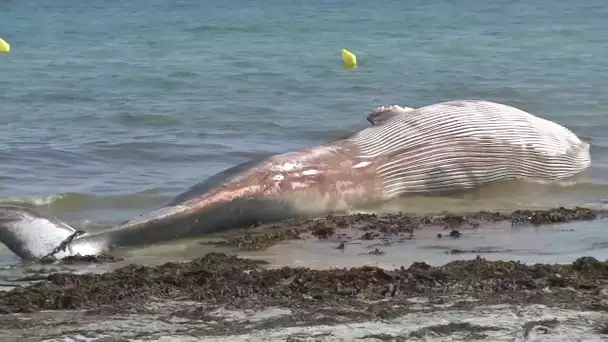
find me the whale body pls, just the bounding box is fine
[0,100,591,260]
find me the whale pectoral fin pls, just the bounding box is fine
[0,205,79,260]
[367,105,415,125]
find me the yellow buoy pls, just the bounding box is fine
[341,48,357,69]
[0,38,10,54]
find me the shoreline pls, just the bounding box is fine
[201,205,605,252]
[0,206,607,341]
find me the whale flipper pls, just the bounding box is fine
[367,105,415,125]
[0,205,104,260]
[0,205,80,259]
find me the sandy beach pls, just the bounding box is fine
[1,207,607,341]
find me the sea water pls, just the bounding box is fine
[1,0,608,271]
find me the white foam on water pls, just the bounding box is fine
[0,194,65,206]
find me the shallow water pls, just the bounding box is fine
[244,218,608,270]
[2,0,608,264]
[1,215,606,287]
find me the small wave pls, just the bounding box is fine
[186,23,264,34]
[0,190,171,213]
[113,112,184,128]
[40,91,97,103]
[0,194,65,206]
[118,75,196,91]
[168,71,199,78]
[7,89,98,105]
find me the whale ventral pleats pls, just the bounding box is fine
[367,105,415,126]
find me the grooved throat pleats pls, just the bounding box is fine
[349,100,591,198]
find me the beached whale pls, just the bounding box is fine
[0,100,591,260]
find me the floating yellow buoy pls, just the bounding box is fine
[0,38,10,54]
[341,48,357,69]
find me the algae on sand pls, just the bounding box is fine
[204,206,605,252]
[0,252,607,315]
[0,206,606,316]
[0,206,607,341]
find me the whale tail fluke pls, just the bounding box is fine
[0,205,79,260]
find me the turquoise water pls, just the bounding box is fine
[1,0,608,259]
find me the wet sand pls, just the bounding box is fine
[1,207,608,341]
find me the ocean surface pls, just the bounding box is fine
[1,0,608,266]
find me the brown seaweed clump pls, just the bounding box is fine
[34,253,124,265]
[223,229,302,251]
[510,206,599,226]
[211,206,605,251]
[0,253,606,315]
